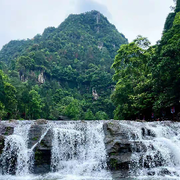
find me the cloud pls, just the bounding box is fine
[0,0,73,50]
[75,0,112,19]
[0,0,174,50]
[93,0,174,44]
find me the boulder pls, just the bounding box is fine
[103,121,132,179]
[28,124,53,174]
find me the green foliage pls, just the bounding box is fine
[84,109,95,120]
[0,102,6,119]
[111,1,180,119]
[28,90,44,119]
[111,36,153,119]
[164,13,176,32]
[64,99,83,120]
[4,82,17,114]
[0,11,127,120]
[175,0,180,12]
[95,111,108,120]
[150,11,180,111]
[0,70,18,119]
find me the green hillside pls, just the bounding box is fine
[0,10,128,120]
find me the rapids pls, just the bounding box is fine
[1,120,180,180]
[0,121,111,180]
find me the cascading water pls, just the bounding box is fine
[1,121,32,176]
[118,121,180,179]
[0,121,112,180]
[50,121,111,179]
[2,120,180,180]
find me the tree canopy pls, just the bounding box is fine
[111,0,180,120]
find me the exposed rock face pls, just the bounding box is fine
[0,122,16,174]
[103,120,176,179]
[92,88,99,100]
[28,123,53,174]
[20,73,28,82]
[103,121,132,179]
[38,72,45,84]
[34,119,48,125]
[104,121,157,179]
[0,122,14,137]
[0,135,4,154]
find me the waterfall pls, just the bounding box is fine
[118,121,180,178]
[0,121,111,180]
[50,121,110,179]
[1,121,32,175]
[3,120,180,179]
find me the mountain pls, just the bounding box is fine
[0,10,128,120]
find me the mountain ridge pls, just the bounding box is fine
[0,10,128,120]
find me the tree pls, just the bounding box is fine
[95,111,108,120]
[4,82,17,118]
[0,71,5,104]
[28,90,44,119]
[16,56,34,70]
[150,12,180,111]
[64,99,83,120]
[84,109,95,120]
[0,11,129,120]
[111,36,154,119]
[0,102,6,120]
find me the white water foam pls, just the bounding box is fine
[0,120,112,180]
[118,121,180,179]
[4,120,180,180]
[1,121,32,175]
[50,121,111,179]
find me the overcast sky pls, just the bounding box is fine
[0,0,174,50]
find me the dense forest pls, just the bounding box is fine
[111,0,180,120]
[0,10,128,120]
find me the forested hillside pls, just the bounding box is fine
[111,0,180,120]
[0,10,128,120]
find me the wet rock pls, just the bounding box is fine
[8,119,18,123]
[158,168,171,176]
[0,135,4,154]
[0,123,14,136]
[28,124,52,150]
[141,127,156,138]
[147,171,155,176]
[33,149,51,174]
[35,119,48,125]
[28,124,53,174]
[103,121,132,179]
